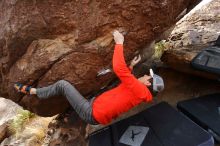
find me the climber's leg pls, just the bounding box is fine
[15,80,98,124]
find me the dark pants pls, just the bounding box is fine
[36,80,98,125]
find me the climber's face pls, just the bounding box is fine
[138,75,151,86]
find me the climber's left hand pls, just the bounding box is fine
[129,55,141,70]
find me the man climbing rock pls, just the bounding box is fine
[14,30,164,125]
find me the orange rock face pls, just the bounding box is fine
[0,0,197,116]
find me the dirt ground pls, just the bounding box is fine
[156,68,220,146]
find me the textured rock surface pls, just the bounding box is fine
[0,97,22,144]
[46,112,87,146]
[0,97,53,146]
[0,97,22,126]
[1,115,53,146]
[0,123,7,143]
[161,0,220,79]
[0,0,198,116]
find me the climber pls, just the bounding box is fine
[14,30,164,125]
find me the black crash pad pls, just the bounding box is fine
[177,93,220,142]
[89,102,214,146]
[191,35,220,75]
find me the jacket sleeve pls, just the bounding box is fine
[112,44,153,102]
[112,44,135,85]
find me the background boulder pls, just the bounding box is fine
[161,0,220,79]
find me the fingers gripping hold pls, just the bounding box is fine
[112,30,124,45]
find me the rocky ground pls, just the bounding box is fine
[0,98,54,146]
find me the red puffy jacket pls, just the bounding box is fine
[92,44,152,125]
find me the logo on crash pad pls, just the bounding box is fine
[119,126,149,146]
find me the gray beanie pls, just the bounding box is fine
[150,69,164,93]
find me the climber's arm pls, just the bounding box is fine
[112,31,137,85]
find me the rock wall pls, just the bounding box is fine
[161,0,220,79]
[0,0,198,116]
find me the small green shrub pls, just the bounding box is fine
[152,40,167,59]
[8,109,35,138]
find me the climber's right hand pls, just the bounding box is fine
[113,30,124,45]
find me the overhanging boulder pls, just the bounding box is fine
[0,0,199,116]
